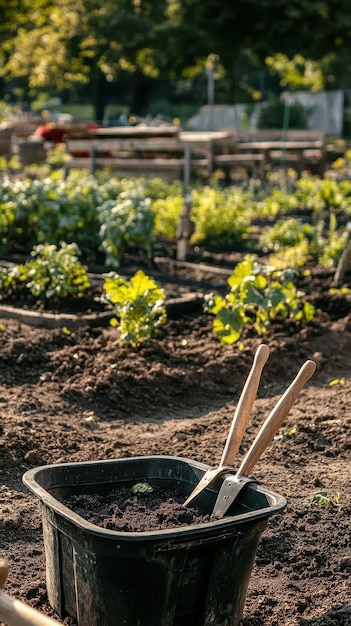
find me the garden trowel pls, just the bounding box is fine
[183,343,270,508]
[210,359,316,520]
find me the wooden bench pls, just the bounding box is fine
[229,129,326,142]
[64,134,191,180]
[179,131,266,179]
[65,130,258,182]
[64,128,274,182]
[226,129,327,176]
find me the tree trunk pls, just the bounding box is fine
[90,74,108,123]
[129,72,151,116]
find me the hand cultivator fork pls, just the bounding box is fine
[211,359,316,519]
[184,343,270,507]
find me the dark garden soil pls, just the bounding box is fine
[64,486,212,532]
[0,252,350,626]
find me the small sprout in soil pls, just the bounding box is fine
[131,482,154,496]
[303,490,340,510]
[274,426,297,441]
[82,411,99,430]
[329,377,345,386]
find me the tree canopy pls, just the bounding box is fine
[1,0,351,120]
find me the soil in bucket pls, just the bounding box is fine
[64,484,211,532]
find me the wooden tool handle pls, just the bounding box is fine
[0,590,62,626]
[0,591,61,626]
[0,560,60,626]
[220,343,270,467]
[0,559,9,589]
[237,359,316,477]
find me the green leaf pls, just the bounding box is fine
[203,293,226,315]
[212,308,244,345]
[227,256,254,289]
[131,482,154,496]
[302,301,316,322]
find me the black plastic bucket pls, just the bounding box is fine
[23,455,286,626]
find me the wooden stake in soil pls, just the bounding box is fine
[176,192,194,261]
[333,221,351,287]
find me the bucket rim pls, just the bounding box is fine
[22,454,287,541]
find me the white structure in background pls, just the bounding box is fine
[186,90,344,136]
[186,104,258,131]
[287,91,343,136]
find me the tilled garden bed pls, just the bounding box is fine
[0,255,350,625]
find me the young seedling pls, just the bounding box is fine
[303,490,340,510]
[131,482,154,496]
[205,254,315,345]
[329,377,345,386]
[274,426,297,441]
[102,269,167,346]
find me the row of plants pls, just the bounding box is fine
[1,165,351,268]
[0,242,167,346]
[0,159,350,347]
[0,170,254,264]
[0,242,315,346]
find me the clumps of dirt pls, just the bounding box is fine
[64,486,211,532]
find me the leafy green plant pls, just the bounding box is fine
[204,254,315,345]
[259,212,347,270]
[317,213,348,268]
[152,194,185,240]
[303,490,340,509]
[2,242,91,299]
[98,188,155,267]
[0,265,17,294]
[259,217,317,253]
[253,186,300,220]
[0,173,109,255]
[329,286,351,296]
[45,144,71,169]
[268,240,311,270]
[102,269,167,345]
[294,175,351,217]
[190,186,252,246]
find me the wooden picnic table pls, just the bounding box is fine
[65,128,266,180]
[93,125,180,138]
[65,128,239,181]
[179,130,233,147]
[179,131,235,175]
[237,139,326,175]
[238,140,324,151]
